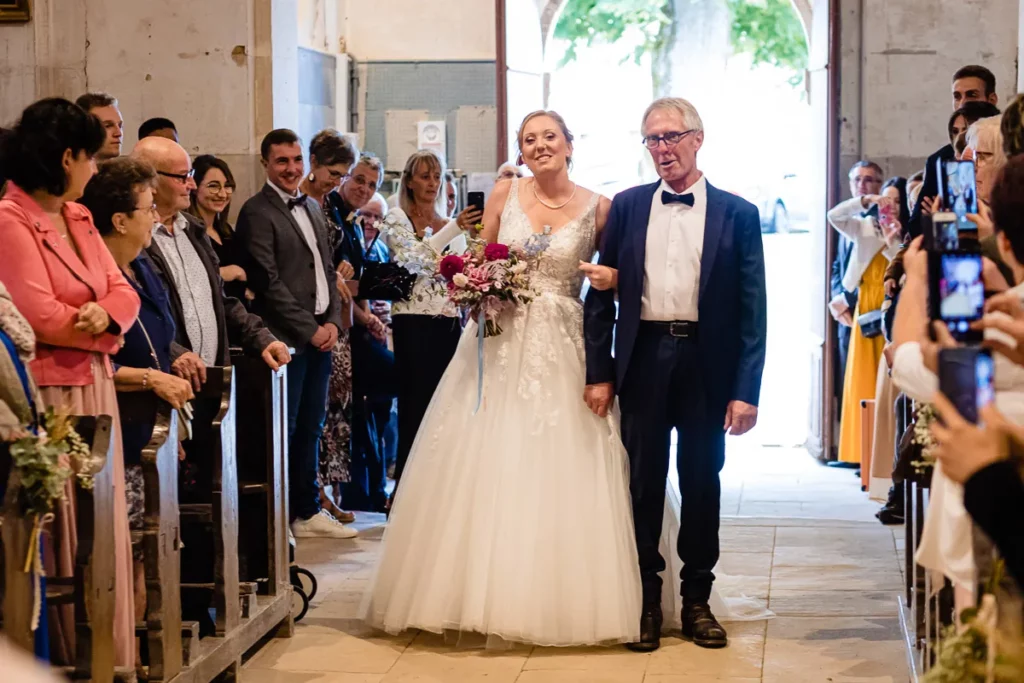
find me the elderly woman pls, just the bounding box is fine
[297,129,360,525]
[383,150,482,498]
[497,162,523,181]
[0,98,140,667]
[965,116,1008,207]
[80,157,195,622]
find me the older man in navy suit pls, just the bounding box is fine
[584,97,767,652]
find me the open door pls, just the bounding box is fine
[496,0,545,165]
[805,0,840,460]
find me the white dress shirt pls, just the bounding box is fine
[266,181,329,315]
[642,175,707,321]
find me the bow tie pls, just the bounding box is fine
[661,190,695,207]
[287,195,308,211]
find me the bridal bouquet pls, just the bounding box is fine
[438,236,546,338]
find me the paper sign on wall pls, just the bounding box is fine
[417,121,447,159]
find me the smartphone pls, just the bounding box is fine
[938,347,994,424]
[467,191,485,214]
[930,212,961,252]
[928,250,985,343]
[940,159,978,219]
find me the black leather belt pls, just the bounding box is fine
[640,320,698,339]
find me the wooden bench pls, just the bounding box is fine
[1,414,117,682]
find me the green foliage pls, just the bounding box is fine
[553,0,672,68]
[554,0,808,87]
[727,0,808,83]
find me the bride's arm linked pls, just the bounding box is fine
[582,196,621,418]
[578,196,617,291]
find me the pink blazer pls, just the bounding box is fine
[0,183,141,387]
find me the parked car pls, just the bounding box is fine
[742,173,811,233]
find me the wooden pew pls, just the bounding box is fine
[1,414,116,682]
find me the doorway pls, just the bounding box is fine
[498,0,838,455]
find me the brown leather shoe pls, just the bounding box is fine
[625,607,662,652]
[682,603,728,648]
[322,498,356,524]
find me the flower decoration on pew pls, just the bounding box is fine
[6,408,91,631]
[911,403,938,472]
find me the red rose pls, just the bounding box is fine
[439,254,465,281]
[484,243,510,261]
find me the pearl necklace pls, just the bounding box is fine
[531,179,577,210]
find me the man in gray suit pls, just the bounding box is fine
[236,129,353,540]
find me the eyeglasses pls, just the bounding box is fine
[158,169,195,182]
[201,181,230,195]
[358,212,383,225]
[642,130,698,149]
[133,203,158,216]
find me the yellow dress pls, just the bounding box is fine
[838,251,888,464]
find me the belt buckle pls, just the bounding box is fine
[668,322,688,338]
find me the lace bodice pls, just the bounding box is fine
[498,180,599,300]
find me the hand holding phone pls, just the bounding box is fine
[928,250,985,343]
[937,347,994,425]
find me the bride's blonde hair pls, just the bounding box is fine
[516,110,574,170]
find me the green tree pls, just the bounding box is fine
[554,0,808,86]
[552,0,672,68]
[727,0,808,83]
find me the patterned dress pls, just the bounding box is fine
[318,202,352,486]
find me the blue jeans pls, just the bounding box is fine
[286,345,332,521]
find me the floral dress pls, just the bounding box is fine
[318,203,352,486]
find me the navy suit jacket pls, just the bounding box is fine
[583,179,768,412]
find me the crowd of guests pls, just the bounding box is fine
[0,91,499,668]
[828,63,1024,596]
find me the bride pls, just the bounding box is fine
[363,110,766,647]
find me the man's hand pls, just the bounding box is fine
[261,341,292,370]
[311,324,339,352]
[74,302,111,335]
[171,351,207,392]
[584,382,614,418]
[930,392,1022,484]
[336,260,355,281]
[578,262,618,291]
[724,400,758,436]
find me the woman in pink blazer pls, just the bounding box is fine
[0,98,140,668]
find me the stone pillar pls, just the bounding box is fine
[0,0,304,208]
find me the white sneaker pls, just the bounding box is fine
[291,509,358,539]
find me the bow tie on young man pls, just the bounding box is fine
[661,190,695,207]
[288,195,308,210]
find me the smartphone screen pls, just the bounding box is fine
[929,251,984,342]
[938,348,994,424]
[941,160,978,220]
[931,212,960,252]
[468,191,485,214]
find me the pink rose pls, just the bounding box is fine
[484,243,510,261]
[439,254,465,281]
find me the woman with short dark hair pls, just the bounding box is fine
[81,156,194,626]
[0,97,140,667]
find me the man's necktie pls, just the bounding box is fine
[661,190,695,207]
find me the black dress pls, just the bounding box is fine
[206,223,249,306]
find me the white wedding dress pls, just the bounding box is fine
[363,181,769,647]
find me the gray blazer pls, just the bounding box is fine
[234,184,343,352]
[146,212,276,366]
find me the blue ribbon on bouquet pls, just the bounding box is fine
[474,310,485,414]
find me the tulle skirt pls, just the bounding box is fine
[363,295,643,646]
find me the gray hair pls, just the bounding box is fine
[967,116,1008,171]
[641,98,704,136]
[352,153,385,188]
